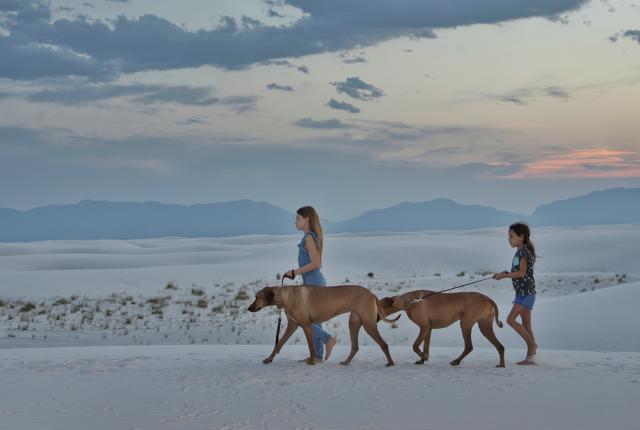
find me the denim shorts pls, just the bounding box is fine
[513,293,536,310]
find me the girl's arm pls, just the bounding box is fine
[495,257,528,280]
[294,235,321,275]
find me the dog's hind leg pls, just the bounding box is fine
[414,325,432,364]
[450,319,474,366]
[263,320,299,364]
[478,317,505,368]
[340,312,362,366]
[362,320,395,367]
[413,326,430,364]
[422,326,432,362]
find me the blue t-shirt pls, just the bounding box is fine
[511,246,536,296]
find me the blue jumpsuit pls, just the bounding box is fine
[297,230,332,359]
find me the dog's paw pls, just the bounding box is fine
[339,361,350,366]
[262,357,273,364]
[414,360,425,365]
[449,360,460,366]
[385,362,395,367]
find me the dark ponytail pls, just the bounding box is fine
[509,222,537,261]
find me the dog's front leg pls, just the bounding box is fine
[263,320,299,364]
[301,323,317,365]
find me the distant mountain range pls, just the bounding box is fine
[330,199,521,232]
[0,200,294,242]
[0,188,638,242]
[530,187,640,226]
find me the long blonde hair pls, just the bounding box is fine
[297,206,323,266]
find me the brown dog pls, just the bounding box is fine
[248,285,399,366]
[380,290,505,367]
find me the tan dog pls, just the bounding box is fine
[248,285,399,366]
[380,290,505,367]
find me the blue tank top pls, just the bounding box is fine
[297,230,326,286]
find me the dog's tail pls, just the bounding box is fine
[491,300,504,328]
[375,298,401,324]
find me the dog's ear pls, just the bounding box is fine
[264,287,275,305]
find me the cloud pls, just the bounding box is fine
[217,95,261,113]
[259,59,309,74]
[16,83,260,111]
[25,84,218,106]
[0,40,120,82]
[623,30,640,43]
[284,1,586,31]
[133,86,220,106]
[495,148,640,179]
[545,86,571,100]
[0,0,588,81]
[331,77,383,100]
[0,124,263,173]
[342,56,367,64]
[497,86,571,105]
[326,98,360,113]
[500,95,526,106]
[609,29,640,44]
[4,122,509,184]
[546,14,570,25]
[267,8,286,18]
[293,117,351,129]
[266,83,294,92]
[176,117,206,126]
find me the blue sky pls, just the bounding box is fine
[1,0,639,220]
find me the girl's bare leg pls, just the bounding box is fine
[521,309,537,356]
[506,304,536,363]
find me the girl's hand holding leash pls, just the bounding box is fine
[284,269,296,279]
[493,271,509,280]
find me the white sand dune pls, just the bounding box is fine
[0,225,638,429]
[1,344,638,430]
[0,225,638,299]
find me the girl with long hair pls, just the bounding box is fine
[285,206,337,362]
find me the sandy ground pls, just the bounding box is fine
[1,225,639,429]
[1,344,638,430]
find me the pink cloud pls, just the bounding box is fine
[497,148,640,179]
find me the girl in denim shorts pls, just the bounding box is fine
[493,222,538,365]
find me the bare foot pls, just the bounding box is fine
[298,356,323,362]
[517,357,537,365]
[325,337,337,361]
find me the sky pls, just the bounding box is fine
[1,0,639,221]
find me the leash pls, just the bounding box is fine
[275,270,295,345]
[404,276,494,309]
